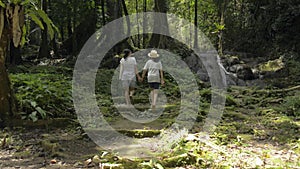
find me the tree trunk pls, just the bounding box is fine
[143,0,147,48]
[148,0,170,48]
[8,40,22,65]
[121,0,130,36]
[136,0,140,48]
[38,0,50,58]
[218,0,228,56]
[101,0,106,26]
[188,0,192,47]
[60,24,64,42]
[0,28,15,127]
[106,0,127,52]
[218,11,224,56]
[194,0,198,48]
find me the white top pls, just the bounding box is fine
[143,60,162,83]
[120,57,137,80]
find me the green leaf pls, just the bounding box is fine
[154,163,164,169]
[28,11,44,30]
[0,1,6,8]
[36,107,46,119]
[30,101,37,108]
[20,25,27,46]
[36,9,55,40]
[20,0,31,5]
[29,111,38,122]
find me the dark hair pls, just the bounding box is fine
[151,57,160,63]
[123,49,132,60]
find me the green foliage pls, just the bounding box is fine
[35,9,58,40]
[0,1,5,7]
[27,11,44,30]
[26,6,59,41]
[10,72,73,121]
[224,0,300,55]
[279,92,300,117]
[1,0,59,46]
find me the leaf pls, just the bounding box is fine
[29,111,38,122]
[21,0,31,6]
[19,6,24,28]
[12,5,22,47]
[30,101,37,107]
[36,9,55,40]
[20,24,26,46]
[36,107,46,119]
[28,11,44,30]
[154,163,164,169]
[0,1,5,8]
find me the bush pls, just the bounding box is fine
[10,73,73,121]
[279,92,300,117]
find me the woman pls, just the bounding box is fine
[119,49,141,105]
[142,50,165,109]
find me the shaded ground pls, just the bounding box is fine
[0,127,99,169]
[1,92,300,169]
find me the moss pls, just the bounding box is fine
[13,150,32,158]
[226,95,239,106]
[258,57,284,72]
[223,110,248,121]
[161,153,197,168]
[118,129,161,138]
[40,140,61,156]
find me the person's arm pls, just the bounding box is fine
[119,63,123,80]
[135,65,142,81]
[141,61,149,81]
[160,69,165,85]
[142,69,147,81]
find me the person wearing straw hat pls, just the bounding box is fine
[142,50,165,110]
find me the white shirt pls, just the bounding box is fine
[120,57,137,80]
[143,59,162,83]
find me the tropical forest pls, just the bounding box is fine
[0,0,300,168]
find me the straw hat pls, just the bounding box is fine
[148,50,159,58]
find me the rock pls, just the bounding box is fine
[225,55,240,66]
[50,159,57,164]
[73,161,83,167]
[254,157,264,166]
[92,155,101,164]
[84,158,92,167]
[236,65,255,80]
[196,69,209,82]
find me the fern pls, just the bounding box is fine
[27,11,44,30]
[36,9,55,40]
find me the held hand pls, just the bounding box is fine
[138,77,143,82]
[140,76,144,82]
[161,79,165,86]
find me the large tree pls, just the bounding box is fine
[148,0,170,48]
[38,0,50,58]
[0,1,56,126]
[0,3,24,126]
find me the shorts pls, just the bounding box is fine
[149,82,160,89]
[122,79,136,88]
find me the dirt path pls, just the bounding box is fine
[0,128,99,169]
[1,124,299,169]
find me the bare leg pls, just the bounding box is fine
[129,88,135,97]
[124,88,131,105]
[152,89,158,109]
[150,90,154,106]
